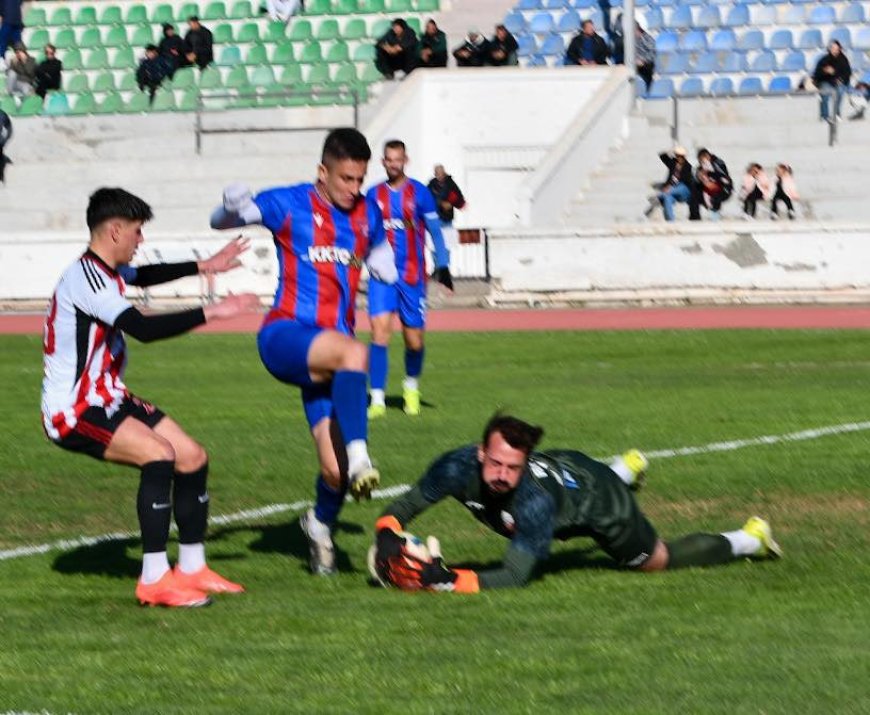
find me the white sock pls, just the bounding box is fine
[370,389,386,407]
[141,552,171,584]
[346,439,370,476]
[178,543,206,574]
[403,376,419,391]
[305,509,332,539]
[609,457,634,486]
[722,529,761,557]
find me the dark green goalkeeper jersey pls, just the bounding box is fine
[382,445,657,589]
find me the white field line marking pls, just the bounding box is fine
[2,422,869,563]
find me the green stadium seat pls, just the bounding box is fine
[386,0,412,11]
[130,25,155,47]
[52,29,76,50]
[325,41,349,63]
[405,17,421,35]
[258,83,285,107]
[99,6,123,25]
[229,95,256,108]
[237,22,260,43]
[246,43,268,64]
[0,97,16,115]
[172,66,197,89]
[300,42,322,63]
[225,65,249,88]
[272,42,295,63]
[306,63,330,83]
[78,27,102,49]
[358,0,385,11]
[250,64,275,86]
[217,46,242,65]
[343,19,366,41]
[352,43,375,61]
[414,0,438,11]
[119,73,138,91]
[93,72,116,92]
[177,88,200,111]
[71,92,98,115]
[203,1,227,20]
[151,88,177,111]
[24,6,47,26]
[74,7,98,26]
[177,3,201,21]
[359,62,381,83]
[112,46,136,69]
[104,26,129,48]
[288,20,312,42]
[266,21,288,43]
[27,30,51,51]
[333,0,358,14]
[63,48,83,70]
[43,92,69,115]
[95,92,124,113]
[66,74,90,93]
[316,19,340,41]
[49,7,73,26]
[332,62,357,84]
[199,67,223,88]
[278,63,303,85]
[230,0,254,19]
[213,23,234,43]
[370,19,391,39]
[305,0,331,14]
[85,48,110,70]
[126,5,149,24]
[151,4,174,24]
[125,92,151,112]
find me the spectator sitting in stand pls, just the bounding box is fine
[645,146,693,222]
[5,42,36,97]
[689,148,732,221]
[159,23,188,78]
[565,20,609,66]
[453,29,489,67]
[34,43,62,98]
[184,17,213,70]
[418,18,447,69]
[136,44,172,102]
[487,24,518,66]
[739,163,772,219]
[813,40,851,122]
[770,164,799,221]
[375,18,418,79]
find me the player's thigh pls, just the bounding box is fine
[152,415,207,473]
[369,312,395,346]
[368,280,398,343]
[258,319,323,385]
[396,281,426,334]
[307,329,367,379]
[104,416,176,467]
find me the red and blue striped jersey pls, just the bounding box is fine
[366,178,445,287]
[254,183,385,335]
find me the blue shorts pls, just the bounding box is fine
[257,319,333,429]
[368,278,426,329]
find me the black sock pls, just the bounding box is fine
[666,533,733,569]
[137,460,175,553]
[173,462,209,544]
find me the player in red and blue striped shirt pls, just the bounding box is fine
[366,140,453,419]
[211,128,398,575]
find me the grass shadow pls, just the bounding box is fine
[384,395,436,411]
[246,518,363,574]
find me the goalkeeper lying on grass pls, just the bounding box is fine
[370,413,781,592]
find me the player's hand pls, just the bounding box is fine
[432,266,454,292]
[204,292,260,321]
[199,236,251,274]
[223,183,254,213]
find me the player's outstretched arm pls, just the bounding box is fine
[210,183,263,229]
[197,236,251,275]
[121,237,251,288]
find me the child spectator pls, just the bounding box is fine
[739,163,772,219]
[771,164,799,220]
[34,43,62,98]
[136,44,172,102]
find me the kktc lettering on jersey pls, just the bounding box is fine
[306,245,363,269]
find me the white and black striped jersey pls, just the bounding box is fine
[41,251,132,440]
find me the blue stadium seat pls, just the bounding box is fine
[768,75,792,93]
[769,29,792,50]
[655,30,678,53]
[761,0,787,4]
[737,29,763,50]
[680,30,707,52]
[862,70,870,84]
[572,0,597,7]
[709,76,733,95]
[797,28,823,50]
[711,29,736,51]
[659,52,689,74]
[830,28,852,49]
[753,5,777,26]
[544,0,568,8]
[808,6,836,24]
[645,8,663,31]
[720,52,745,72]
[725,4,749,27]
[696,6,721,27]
[647,78,674,99]
[517,35,538,57]
[856,28,870,50]
[841,3,865,24]
[692,51,719,73]
[783,5,805,24]
[517,0,542,10]
[749,50,776,72]
[526,53,548,66]
[670,5,693,29]
[654,0,675,6]
[540,34,564,55]
[503,12,526,34]
[738,76,763,95]
[529,12,555,34]
[679,77,704,97]
[781,50,806,72]
[557,10,581,32]
[44,92,70,115]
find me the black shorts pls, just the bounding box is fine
[53,395,165,460]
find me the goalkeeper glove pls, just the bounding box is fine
[432,266,454,291]
[223,183,254,213]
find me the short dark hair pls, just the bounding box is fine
[384,139,406,153]
[482,413,544,455]
[697,148,710,159]
[321,127,372,165]
[145,43,158,52]
[86,188,153,231]
[189,15,199,21]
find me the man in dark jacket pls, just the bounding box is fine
[565,20,609,66]
[648,147,693,222]
[453,29,489,67]
[427,164,465,227]
[158,23,188,77]
[418,18,447,68]
[813,40,851,121]
[375,18,418,79]
[34,43,62,98]
[689,148,732,221]
[487,24,518,66]
[137,44,172,102]
[0,0,23,59]
[184,16,213,70]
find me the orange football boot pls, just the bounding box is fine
[136,569,212,608]
[172,565,245,594]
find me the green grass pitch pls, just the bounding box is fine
[1,330,868,714]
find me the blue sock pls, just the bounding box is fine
[332,370,367,443]
[405,347,424,379]
[369,343,388,391]
[314,475,345,526]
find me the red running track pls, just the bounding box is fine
[3,306,870,334]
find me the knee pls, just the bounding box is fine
[147,437,177,465]
[340,340,368,371]
[176,442,208,473]
[637,540,670,572]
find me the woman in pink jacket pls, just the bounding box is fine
[739,163,772,218]
[771,164,800,220]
